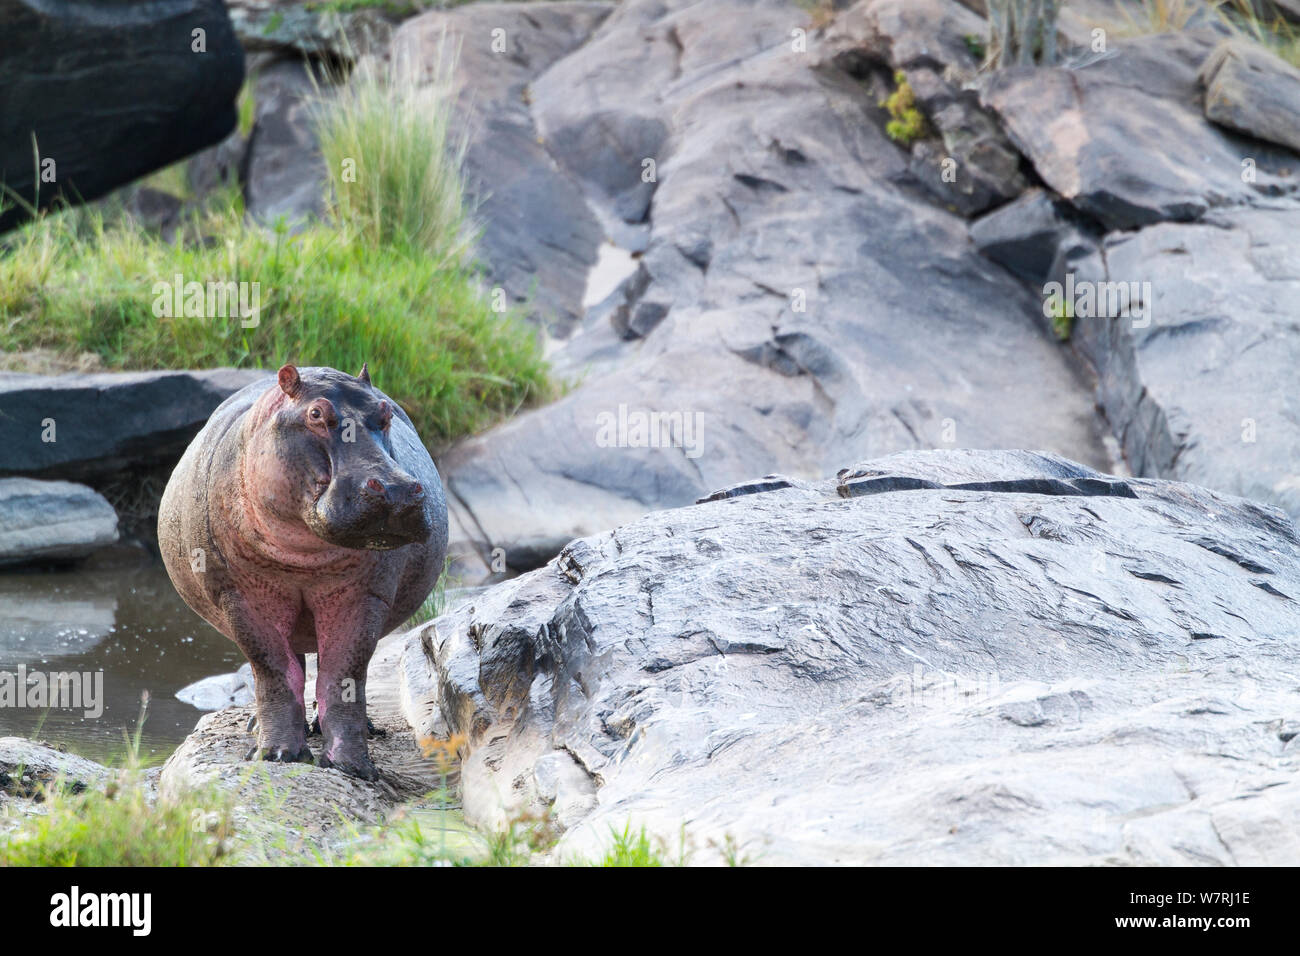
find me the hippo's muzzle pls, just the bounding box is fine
[310,472,434,550]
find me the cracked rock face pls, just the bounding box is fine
[403,449,1300,864]
[421,0,1113,579]
[980,29,1298,230]
[1068,207,1300,523]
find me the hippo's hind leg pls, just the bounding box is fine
[220,592,313,765]
[312,591,389,781]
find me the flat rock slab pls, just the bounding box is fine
[0,478,118,567]
[0,368,271,482]
[406,449,1300,864]
[1200,38,1300,156]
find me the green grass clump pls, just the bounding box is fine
[880,71,928,146]
[1,704,235,867]
[315,43,472,269]
[0,39,550,450]
[305,0,420,16]
[0,772,234,866]
[1107,0,1300,66]
[592,822,683,867]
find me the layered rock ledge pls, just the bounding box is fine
[402,449,1300,864]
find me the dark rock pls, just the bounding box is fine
[0,368,271,483]
[404,449,1300,863]
[244,58,331,230]
[969,187,1094,284]
[0,0,244,233]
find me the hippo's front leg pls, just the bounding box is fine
[218,591,312,764]
[312,590,390,781]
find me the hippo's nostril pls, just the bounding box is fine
[365,478,385,496]
[410,483,423,498]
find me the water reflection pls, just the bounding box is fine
[0,553,244,764]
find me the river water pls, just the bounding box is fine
[0,551,243,764]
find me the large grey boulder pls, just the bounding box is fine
[0,478,118,568]
[0,0,244,233]
[426,0,1114,580]
[981,29,1298,230]
[0,368,271,482]
[1199,38,1300,156]
[403,449,1300,864]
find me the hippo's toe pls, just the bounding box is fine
[253,744,314,765]
[318,750,379,782]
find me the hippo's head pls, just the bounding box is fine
[255,364,433,551]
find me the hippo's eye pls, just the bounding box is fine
[309,407,322,421]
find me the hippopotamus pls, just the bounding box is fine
[158,364,447,780]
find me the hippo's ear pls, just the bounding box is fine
[357,362,371,386]
[277,364,302,399]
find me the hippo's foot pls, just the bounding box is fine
[244,743,314,764]
[309,715,386,738]
[317,746,379,782]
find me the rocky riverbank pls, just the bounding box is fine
[8,448,1298,864]
[3,0,1300,866]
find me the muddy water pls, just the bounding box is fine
[0,552,243,764]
